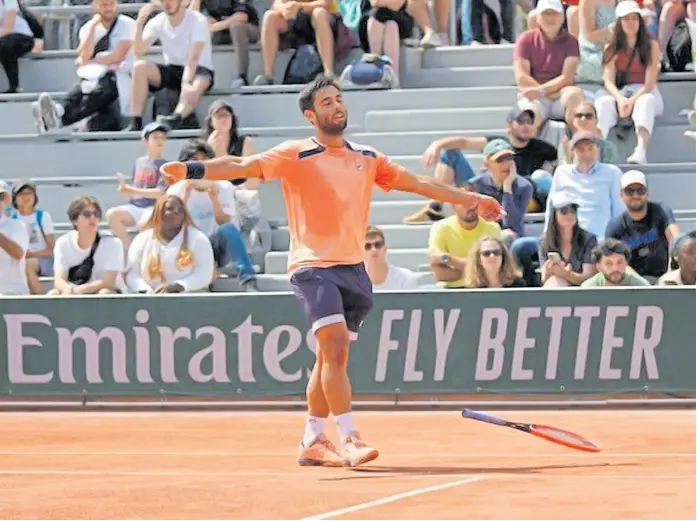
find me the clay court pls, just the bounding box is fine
[0,410,693,519]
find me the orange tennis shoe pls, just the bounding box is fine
[341,433,379,468]
[297,434,343,467]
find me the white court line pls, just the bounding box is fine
[0,451,693,457]
[299,476,487,520]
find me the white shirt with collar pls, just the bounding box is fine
[0,214,29,295]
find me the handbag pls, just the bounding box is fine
[615,44,639,90]
[67,234,101,286]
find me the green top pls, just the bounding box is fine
[581,271,652,287]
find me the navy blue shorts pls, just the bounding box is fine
[290,263,374,340]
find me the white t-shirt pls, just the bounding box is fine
[78,15,137,73]
[167,181,237,236]
[373,264,419,291]
[0,0,33,38]
[125,227,214,293]
[0,215,29,295]
[17,211,54,254]
[143,10,214,71]
[54,231,125,283]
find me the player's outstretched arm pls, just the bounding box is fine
[161,155,264,185]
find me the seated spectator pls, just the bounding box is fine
[514,0,585,136]
[594,1,662,165]
[576,0,615,83]
[107,122,170,250]
[128,0,215,131]
[125,194,214,293]
[538,191,597,287]
[0,180,29,295]
[167,139,258,291]
[49,196,124,295]
[32,0,136,134]
[464,236,526,288]
[528,0,580,37]
[545,131,624,240]
[0,0,39,93]
[407,107,556,223]
[658,0,695,68]
[559,100,619,164]
[11,181,55,295]
[407,0,448,46]
[363,224,418,290]
[605,170,679,282]
[428,184,502,289]
[466,139,534,242]
[253,0,338,85]
[657,231,695,286]
[188,0,260,88]
[581,237,651,286]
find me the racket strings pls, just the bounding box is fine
[534,426,598,449]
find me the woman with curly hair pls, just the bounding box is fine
[125,194,214,294]
[464,235,526,288]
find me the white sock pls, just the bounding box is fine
[303,416,325,447]
[335,412,356,440]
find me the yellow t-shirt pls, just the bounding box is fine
[428,215,503,288]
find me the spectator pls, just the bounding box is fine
[253,0,338,85]
[408,0,448,46]
[128,0,215,131]
[594,0,662,165]
[11,181,55,295]
[470,0,516,44]
[657,231,696,286]
[406,107,556,223]
[125,194,215,293]
[49,196,124,295]
[168,139,258,291]
[576,0,616,83]
[188,0,260,88]
[528,0,580,37]
[658,0,695,65]
[0,0,37,93]
[464,236,526,288]
[428,184,502,288]
[581,237,651,286]
[559,100,619,164]
[363,224,418,290]
[0,180,29,295]
[545,131,624,240]
[605,169,680,282]
[514,0,585,136]
[32,0,136,134]
[106,122,170,250]
[357,0,413,79]
[538,190,597,287]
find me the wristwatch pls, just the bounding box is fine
[441,253,451,266]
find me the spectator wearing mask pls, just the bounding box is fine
[407,107,556,223]
[428,184,502,289]
[464,236,526,288]
[657,231,696,286]
[32,0,136,134]
[594,0,662,165]
[125,194,214,293]
[538,191,597,287]
[128,0,215,131]
[188,0,260,89]
[576,0,616,83]
[0,180,29,295]
[559,100,619,164]
[581,237,651,286]
[0,0,38,93]
[167,139,258,291]
[11,181,55,295]
[363,224,418,290]
[50,196,124,295]
[514,0,585,136]
[606,169,679,282]
[107,122,170,250]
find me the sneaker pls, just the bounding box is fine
[241,278,258,292]
[157,114,183,130]
[402,204,445,224]
[31,100,46,134]
[297,434,343,467]
[688,110,696,127]
[35,92,58,133]
[341,433,379,468]
[230,77,247,90]
[420,31,444,48]
[684,130,696,142]
[626,146,647,165]
[253,74,274,86]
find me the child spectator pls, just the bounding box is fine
[0,180,29,295]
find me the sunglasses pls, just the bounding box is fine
[557,205,578,215]
[365,240,385,251]
[480,249,503,258]
[514,116,534,125]
[624,186,647,196]
[574,112,595,120]
[81,209,100,219]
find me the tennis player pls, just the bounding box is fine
[161,74,505,468]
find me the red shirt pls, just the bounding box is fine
[513,28,580,85]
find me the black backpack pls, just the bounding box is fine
[283,44,323,85]
[1,0,44,38]
[666,20,692,73]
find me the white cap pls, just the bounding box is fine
[621,169,648,189]
[536,0,564,13]
[616,0,642,18]
[550,191,581,209]
[0,180,9,194]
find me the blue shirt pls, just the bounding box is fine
[469,172,533,237]
[545,162,625,240]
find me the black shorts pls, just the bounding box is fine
[358,7,414,52]
[151,64,215,93]
[283,10,339,48]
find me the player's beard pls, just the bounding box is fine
[320,114,348,136]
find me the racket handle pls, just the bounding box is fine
[461,408,508,426]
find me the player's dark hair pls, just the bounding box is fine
[178,139,215,162]
[298,74,341,113]
[591,238,631,263]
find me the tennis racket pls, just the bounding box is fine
[461,408,601,453]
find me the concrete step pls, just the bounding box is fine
[421,45,515,68]
[402,66,516,89]
[365,107,511,132]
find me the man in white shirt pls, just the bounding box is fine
[363,225,419,291]
[32,0,136,133]
[0,181,29,295]
[128,0,215,131]
[0,0,36,93]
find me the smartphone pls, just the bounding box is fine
[547,252,562,263]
